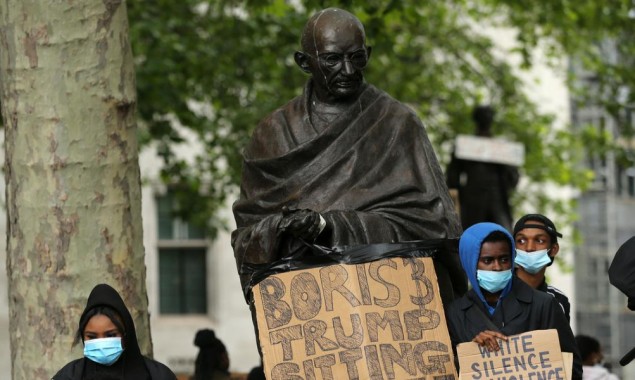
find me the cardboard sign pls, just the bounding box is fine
[454,135,525,167]
[457,329,571,380]
[252,257,457,379]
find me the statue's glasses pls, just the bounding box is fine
[306,49,369,70]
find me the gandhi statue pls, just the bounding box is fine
[232,8,466,305]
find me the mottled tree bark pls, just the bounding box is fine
[0,0,152,378]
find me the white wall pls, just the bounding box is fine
[139,144,261,375]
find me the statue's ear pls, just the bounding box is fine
[366,46,372,60]
[294,51,311,73]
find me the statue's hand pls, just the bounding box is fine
[280,207,323,241]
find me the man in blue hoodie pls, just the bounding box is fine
[446,222,582,379]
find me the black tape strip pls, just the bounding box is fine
[241,238,455,301]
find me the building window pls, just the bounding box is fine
[159,247,207,314]
[157,192,208,315]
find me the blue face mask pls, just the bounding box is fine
[515,249,551,274]
[477,269,512,293]
[84,337,124,366]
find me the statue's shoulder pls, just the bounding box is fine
[259,93,305,127]
[244,92,306,158]
[259,92,302,126]
[364,84,419,118]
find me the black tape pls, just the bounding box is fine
[241,238,456,301]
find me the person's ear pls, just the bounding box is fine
[294,51,311,73]
[549,242,560,259]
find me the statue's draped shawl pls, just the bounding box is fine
[232,82,462,291]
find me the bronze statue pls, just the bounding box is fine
[232,8,466,305]
[446,105,520,231]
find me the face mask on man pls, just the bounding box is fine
[477,269,512,293]
[84,337,124,366]
[515,249,551,274]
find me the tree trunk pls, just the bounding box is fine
[0,0,152,378]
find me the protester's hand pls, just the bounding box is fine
[472,330,508,351]
[280,207,323,241]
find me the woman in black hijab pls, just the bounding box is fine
[52,283,177,380]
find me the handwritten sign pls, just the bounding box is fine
[455,134,525,167]
[457,329,571,380]
[252,257,457,379]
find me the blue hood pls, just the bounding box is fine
[459,222,515,312]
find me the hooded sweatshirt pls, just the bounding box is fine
[458,222,515,314]
[53,284,176,380]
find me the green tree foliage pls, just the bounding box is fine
[126,1,633,235]
[491,0,635,171]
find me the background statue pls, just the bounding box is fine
[446,105,520,231]
[231,8,466,306]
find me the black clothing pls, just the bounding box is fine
[609,236,635,310]
[247,365,266,380]
[446,278,582,380]
[53,357,176,380]
[52,284,176,380]
[538,279,571,321]
[609,236,635,365]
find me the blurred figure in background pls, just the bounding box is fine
[576,334,620,380]
[246,361,265,380]
[446,105,520,231]
[191,329,230,380]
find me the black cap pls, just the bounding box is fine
[513,214,563,242]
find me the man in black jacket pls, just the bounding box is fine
[513,213,571,320]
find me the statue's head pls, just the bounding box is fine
[294,8,372,104]
[472,105,495,136]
